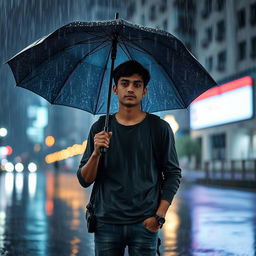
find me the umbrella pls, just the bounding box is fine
[6,13,217,132]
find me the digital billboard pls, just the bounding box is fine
[190,76,254,130]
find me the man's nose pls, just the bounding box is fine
[127,84,135,93]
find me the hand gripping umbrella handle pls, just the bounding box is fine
[100,126,109,153]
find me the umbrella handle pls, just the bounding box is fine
[99,125,109,153]
[100,147,108,153]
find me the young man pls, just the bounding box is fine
[77,60,182,256]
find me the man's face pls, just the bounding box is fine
[113,74,147,108]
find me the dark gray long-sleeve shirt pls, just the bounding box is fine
[77,113,181,224]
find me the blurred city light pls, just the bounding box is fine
[15,163,24,173]
[45,140,87,164]
[0,128,7,137]
[1,159,8,165]
[6,145,13,156]
[34,144,41,152]
[14,156,22,162]
[45,136,55,147]
[0,147,8,157]
[5,162,14,172]
[0,159,8,171]
[164,115,180,134]
[28,162,37,173]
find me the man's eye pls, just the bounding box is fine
[121,82,129,86]
[134,83,142,88]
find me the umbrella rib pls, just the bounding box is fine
[122,37,186,107]
[51,40,110,103]
[75,37,109,45]
[121,36,180,58]
[119,39,133,60]
[93,46,112,114]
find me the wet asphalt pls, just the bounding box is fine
[0,169,255,256]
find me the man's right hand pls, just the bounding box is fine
[93,131,113,156]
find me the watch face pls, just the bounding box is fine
[159,217,165,225]
[155,215,165,225]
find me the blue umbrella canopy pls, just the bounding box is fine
[6,18,217,115]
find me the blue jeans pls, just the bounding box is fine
[94,221,159,256]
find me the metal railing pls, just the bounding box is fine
[204,159,256,181]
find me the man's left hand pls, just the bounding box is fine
[143,217,160,233]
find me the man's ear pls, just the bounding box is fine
[113,84,117,95]
[142,87,147,97]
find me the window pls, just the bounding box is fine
[141,14,145,25]
[201,0,212,19]
[215,0,225,11]
[160,0,167,13]
[251,36,256,58]
[206,27,213,42]
[149,5,156,21]
[127,2,136,19]
[237,8,246,28]
[205,56,213,71]
[201,27,212,48]
[238,41,246,61]
[216,20,225,41]
[250,3,256,25]
[211,133,226,160]
[217,50,226,71]
[163,19,168,31]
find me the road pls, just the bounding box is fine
[0,169,255,256]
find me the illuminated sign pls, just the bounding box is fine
[190,76,254,129]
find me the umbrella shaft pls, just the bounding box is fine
[104,35,118,132]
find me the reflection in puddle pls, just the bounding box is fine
[0,211,6,250]
[189,185,255,255]
[46,171,54,216]
[162,201,180,255]
[15,173,24,201]
[5,172,14,204]
[28,172,37,198]
[70,236,80,256]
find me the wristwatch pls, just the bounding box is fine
[154,214,165,228]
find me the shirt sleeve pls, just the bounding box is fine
[159,120,182,204]
[77,124,96,188]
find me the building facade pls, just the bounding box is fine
[191,0,256,165]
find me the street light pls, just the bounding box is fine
[0,128,7,137]
[28,162,37,173]
[164,115,180,134]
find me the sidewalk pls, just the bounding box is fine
[182,169,256,189]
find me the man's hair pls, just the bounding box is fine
[113,60,150,87]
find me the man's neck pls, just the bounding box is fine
[115,105,146,125]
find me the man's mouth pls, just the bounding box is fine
[124,95,136,99]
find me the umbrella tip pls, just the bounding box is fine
[115,12,119,19]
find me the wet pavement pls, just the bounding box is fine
[0,169,255,256]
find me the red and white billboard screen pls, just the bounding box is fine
[190,76,254,129]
